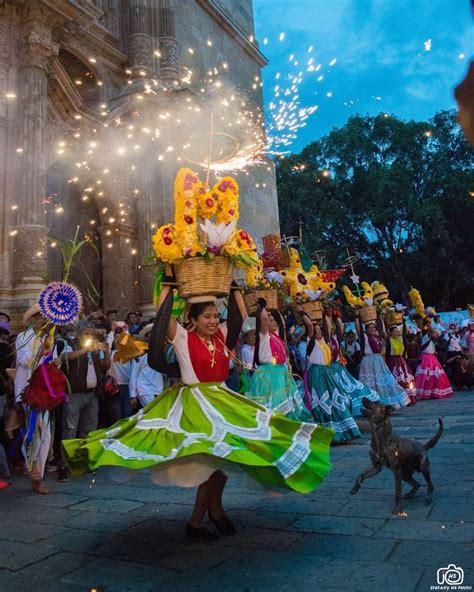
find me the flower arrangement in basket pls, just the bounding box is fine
[342,281,377,324]
[280,248,335,321]
[408,287,428,328]
[385,303,406,327]
[152,168,259,299]
[371,281,394,314]
[244,259,284,315]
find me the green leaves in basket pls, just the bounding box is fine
[231,251,260,267]
[153,268,185,318]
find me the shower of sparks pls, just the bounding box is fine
[4,32,346,244]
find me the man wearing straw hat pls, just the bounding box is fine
[14,303,60,494]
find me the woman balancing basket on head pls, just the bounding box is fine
[62,169,333,540]
[343,282,410,409]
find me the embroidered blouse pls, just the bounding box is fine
[364,334,383,355]
[171,323,229,384]
[258,332,287,365]
[307,338,332,366]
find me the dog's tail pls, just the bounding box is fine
[424,419,443,451]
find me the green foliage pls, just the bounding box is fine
[276,110,474,309]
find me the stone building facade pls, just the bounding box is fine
[0,0,279,324]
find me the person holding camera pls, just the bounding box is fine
[59,320,110,480]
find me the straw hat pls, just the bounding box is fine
[137,323,153,342]
[22,303,41,325]
[242,317,256,334]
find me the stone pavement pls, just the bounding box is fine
[1,392,473,592]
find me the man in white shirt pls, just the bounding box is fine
[341,331,362,378]
[129,324,164,409]
[15,304,60,494]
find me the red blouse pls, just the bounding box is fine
[187,328,230,383]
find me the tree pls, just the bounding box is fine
[276,111,474,308]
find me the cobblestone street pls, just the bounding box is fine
[1,393,473,592]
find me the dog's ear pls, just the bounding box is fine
[385,405,395,415]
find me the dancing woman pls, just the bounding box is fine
[62,276,333,540]
[356,317,410,409]
[415,321,453,400]
[327,315,379,417]
[385,323,416,404]
[301,313,361,442]
[246,300,312,421]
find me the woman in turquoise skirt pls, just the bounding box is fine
[63,277,333,540]
[326,315,379,417]
[302,313,361,442]
[246,300,313,422]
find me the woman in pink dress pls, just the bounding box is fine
[415,324,454,400]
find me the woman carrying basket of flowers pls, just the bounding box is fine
[62,168,333,540]
[355,316,410,409]
[246,299,312,422]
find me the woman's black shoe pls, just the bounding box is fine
[208,512,237,535]
[185,523,220,541]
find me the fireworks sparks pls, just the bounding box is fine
[5,31,344,245]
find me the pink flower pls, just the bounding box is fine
[164,237,172,246]
[184,215,194,225]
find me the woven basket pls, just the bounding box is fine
[173,256,233,299]
[359,305,377,324]
[244,289,279,315]
[301,300,323,321]
[385,310,404,326]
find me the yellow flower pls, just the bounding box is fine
[215,177,239,224]
[246,261,263,288]
[196,182,219,220]
[152,224,183,263]
[174,168,202,255]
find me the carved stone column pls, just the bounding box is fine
[95,0,120,37]
[12,29,58,309]
[158,0,179,82]
[135,167,160,318]
[100,223,139,316]
[128,0,152,78]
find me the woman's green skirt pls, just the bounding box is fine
[246,363,313,422]
[62,381,333,494]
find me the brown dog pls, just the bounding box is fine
[351,398,443,515]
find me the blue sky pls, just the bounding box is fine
[253,0,473,152]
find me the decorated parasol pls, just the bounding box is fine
[38,281,83,326]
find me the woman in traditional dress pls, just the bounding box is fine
[385,324,416,405]
[62,278,333,540]
[326,315,379,417]
[302,314,361,442]
[246,301,312,422]
[415,323,454,400]
[356,318,410,409]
